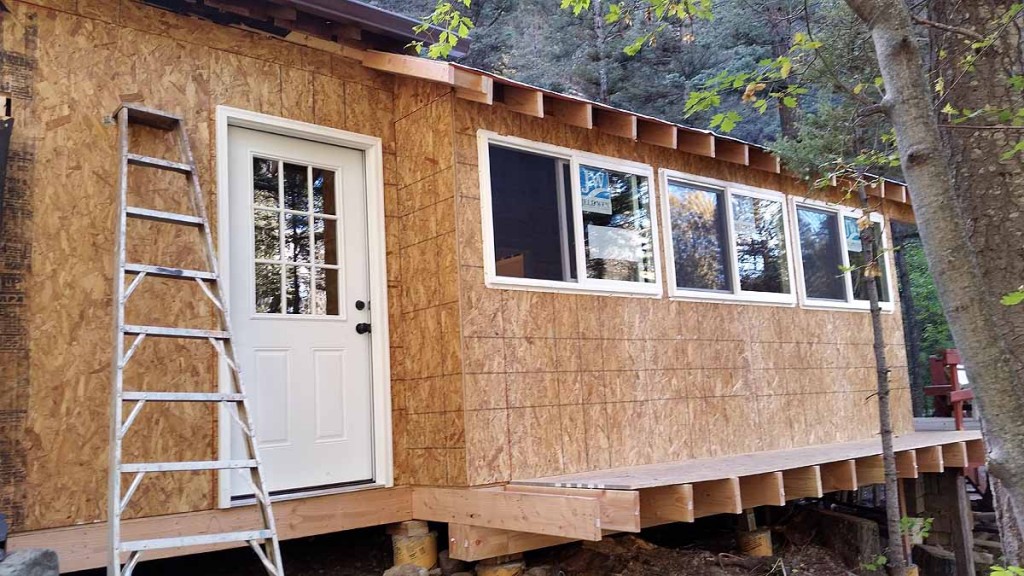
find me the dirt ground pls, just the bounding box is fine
[71,519,858,576]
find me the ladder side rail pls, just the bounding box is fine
[108,107,131,576]
[174,122,285,574]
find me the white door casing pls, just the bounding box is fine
[216,107,392,506]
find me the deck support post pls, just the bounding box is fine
[938,470,976,576]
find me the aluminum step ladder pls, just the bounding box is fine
[108,103,284,576]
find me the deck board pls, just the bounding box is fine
[511,431,982,490]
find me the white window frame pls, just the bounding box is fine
[659,169,797,306]
[790,196,896,312]
[478,130,663,297]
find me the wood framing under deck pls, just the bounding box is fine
[10,432,984,571]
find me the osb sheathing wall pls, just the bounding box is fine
[0,0,413,531]
[389,79,466,488]
[452,99,915,486]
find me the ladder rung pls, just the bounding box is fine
[120,530,274,552]
[122,392,245,402]
[122,325,229,339]
[126,206,203,227]
[125,263,216,280]
[127,153,192,174]
[117,103,182,131]
[121,460,258,473]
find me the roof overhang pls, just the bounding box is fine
[139,0,470,58]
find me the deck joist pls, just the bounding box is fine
[10,432,983,571]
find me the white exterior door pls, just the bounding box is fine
[226,126,374,497]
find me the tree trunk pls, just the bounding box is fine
[592,0,610,103]
[844,0,1024,565]
[856,178,908,575]
[767,0,799,139]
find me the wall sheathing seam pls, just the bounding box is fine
[0,7,37,530]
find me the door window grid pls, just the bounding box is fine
[252,156,342,316]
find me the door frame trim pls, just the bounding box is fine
[214,105,393,508]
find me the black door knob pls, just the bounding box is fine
[356,323,371,334]
[355,300,367,311]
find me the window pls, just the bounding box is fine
[252,156,340,316]
[661,172,795,304]
[481,134,660,295]
[792,199,893,310]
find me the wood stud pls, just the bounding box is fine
[855,455,886,487]
[739,472,786,508]
[896,450,919,479]
[639,484,694,527]
[942,442,969,469]
[692,478,742,518]
[917,446,945,473]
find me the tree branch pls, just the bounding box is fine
[858,98,893,118]
[911,15,985,41]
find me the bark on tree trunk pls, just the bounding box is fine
[768,0,799,139]
[592,0,610,103]
[857,178,908,575]
[844,0,1024,564]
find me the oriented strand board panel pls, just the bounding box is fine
[509,432,982,490]
[8,0,407,531]
[454,95,917,487]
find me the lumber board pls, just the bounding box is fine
[454,68,493,104]
[855,455,886,487]
[677,129,715,157]
[544,96,593,129]
[966,439,986,467]
[361,50,455,85]
[782,466,823,499]
[495,84,544,118]
[513,432,980,491]
[942,442,969,468]
[411,487,601,541]
[593,109,637,139]
[748,148,781,173]
[8,487,413,573]
[692,478,742,518]
[714,138,749,165]
[821,460,858,492]
[502,485,640,533]
[896,450,919,479]
[917,446,945,473]
[447,524,577,562]
[637,119,677,149]
[739,472,786,508]
[639,484,694,527]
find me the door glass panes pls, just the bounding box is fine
[666,180,730,292]
[580,165,656,284]
[796,205,846,300]
[251,155,342,315]
[731,194,790,294]
[845,216,890,302]
[487,145,577,282]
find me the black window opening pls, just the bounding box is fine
[488,145,576,282]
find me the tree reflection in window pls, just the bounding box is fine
[845,216,891,302]
[731,194,790,294]
[796,205,846,300]
[580,165,656,284]
[667,181,730,292]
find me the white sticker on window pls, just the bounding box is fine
[579,165,613,214]
[587,224,643,262]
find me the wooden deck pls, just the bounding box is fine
[11,431,985,571]
[511,430,983,490]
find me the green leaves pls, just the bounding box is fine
[710,111,742,133]
[413,0,474,59]
[1001,140,1024,161]
[991,567,1024,576]
[1001,288,1024,306]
